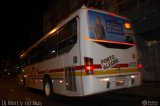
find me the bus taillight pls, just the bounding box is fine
[137,63,143,69]
[85,66,94,75]
[84,57,94,75]
[84,57,93,65]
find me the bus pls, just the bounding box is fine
[19,6,142,98]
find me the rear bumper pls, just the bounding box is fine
[82,72,141,96]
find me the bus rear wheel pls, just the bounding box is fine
[43,78,53,98]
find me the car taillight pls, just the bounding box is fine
[84,57,94,75]
[137,63,143,69]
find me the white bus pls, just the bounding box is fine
[19,6,142,98]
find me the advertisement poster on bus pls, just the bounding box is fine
[87,10,134,44]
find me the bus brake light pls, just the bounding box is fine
[85,66,94,75]
[84,57,93,65]
[137,64,143,69]
[84,57,94,75]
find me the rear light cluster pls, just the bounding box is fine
[137,63,143,72]
[137,63,143,69]
[84,57,94,75]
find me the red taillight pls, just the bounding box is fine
[137,64,143,69]
[84,57,93,65]
[84,57,94,75]
[85,66,94,75]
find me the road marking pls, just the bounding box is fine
[9,88,15,93]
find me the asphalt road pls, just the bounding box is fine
[0,76,159,106]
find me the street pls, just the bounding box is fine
[0,76,159,106]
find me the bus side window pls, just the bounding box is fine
[58,19,77,55]
[36,42,45,62]
[44,33,58,60]
[21,56,29,68]
[29,47,38,65]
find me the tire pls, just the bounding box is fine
[43,78,53,98]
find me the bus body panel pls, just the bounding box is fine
[82,72,141,95]
[19,6,141,97]
[81,41,141,95]
[79,8,141,96]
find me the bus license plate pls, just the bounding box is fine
[116,80,124,86]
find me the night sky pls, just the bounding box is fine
[0,0,49,60]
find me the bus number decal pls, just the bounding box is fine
[101,55,119,70]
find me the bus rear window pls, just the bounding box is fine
[87,10,135,48]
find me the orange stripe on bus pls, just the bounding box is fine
[38,63,130,74]
[38,68,138,78]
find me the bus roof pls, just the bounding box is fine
[20,5,130,58]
